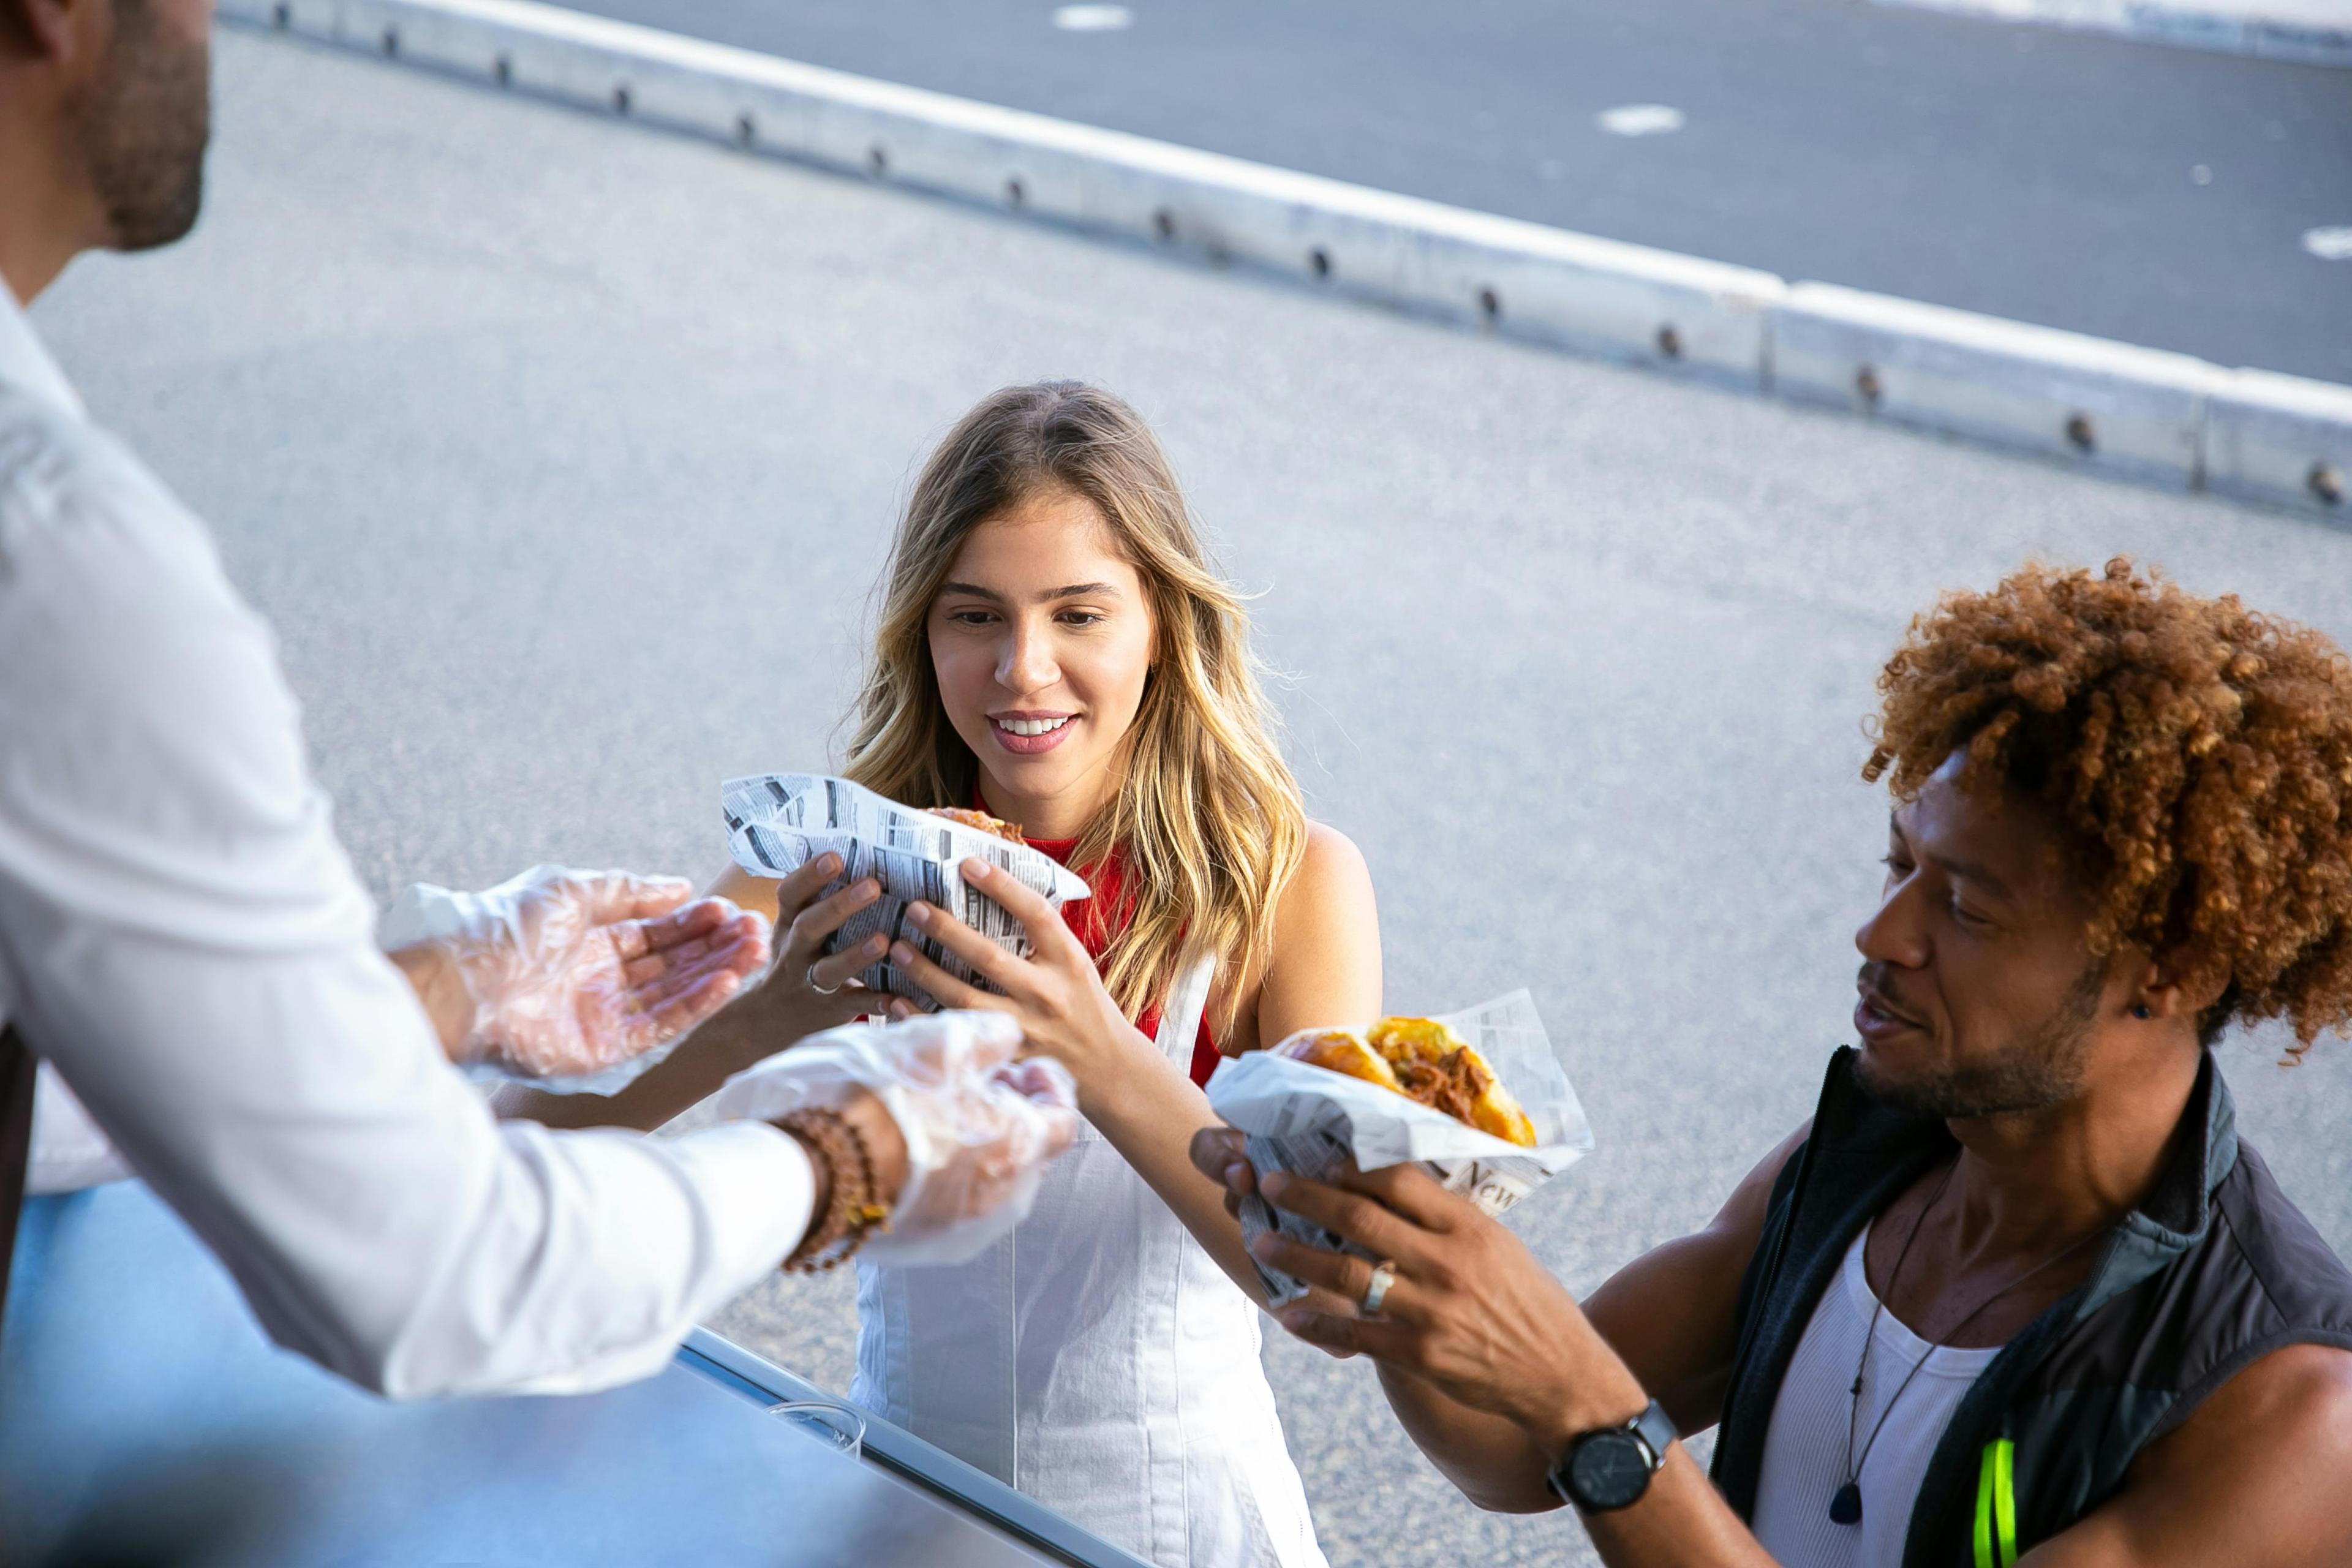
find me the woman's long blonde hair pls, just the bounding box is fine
[842,382,1307,1038]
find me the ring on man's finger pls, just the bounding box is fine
[807,965,842,996]
[1359,1259,1399,1317]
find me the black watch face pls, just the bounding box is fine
[1567,1431,1653,1512]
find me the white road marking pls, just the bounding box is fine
[1596,104,1686,137]
[2304,227,2352,260]
[1052,4,1132,30]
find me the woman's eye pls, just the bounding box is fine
[1058,610,1104,628]
[945,609,997,627]
[1950,900,1991,929]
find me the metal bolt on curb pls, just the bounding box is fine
[735,112,755,147]
[1855,366,1883,409]
[1005,177,1026,209]
[1656,325,1682,361]
[2066,413,2097,453]
[2316,462,2347,506]
[612,83,630,115]
[1308,246,1330,281]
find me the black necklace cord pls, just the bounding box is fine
[1833,1160,2110,1523]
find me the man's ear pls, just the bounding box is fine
[2132,952,2228,1024]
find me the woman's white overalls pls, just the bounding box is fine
[851,958,1329,1568]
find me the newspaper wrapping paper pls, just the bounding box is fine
[723,773,1092,1011]
[1207,990,1596,1306]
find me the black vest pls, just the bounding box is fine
[1710,1048,2352,1568]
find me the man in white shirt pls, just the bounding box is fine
[0,0,1075,1398]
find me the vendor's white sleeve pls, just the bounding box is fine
[0,315,807,1399]
[26,1062,134,1195]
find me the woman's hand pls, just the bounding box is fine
[719,853,895,1061]
[881,858,1158,1105]
[1237,1159,1646,1455]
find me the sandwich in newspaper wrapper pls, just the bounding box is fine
[1207,990,1594,1305]
[723,774,1091,1012]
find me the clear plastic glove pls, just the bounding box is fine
[381,864,772,1084]
[709,1011,1081,1267]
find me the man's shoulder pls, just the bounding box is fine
[2211,1136,2352,1343]
[0,383,214,566]
[2079,1341,2352,1567]
[0,383,245,636]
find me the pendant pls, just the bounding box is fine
[1830,1482,1863,1525]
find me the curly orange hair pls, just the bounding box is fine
[1864,559,2352,1052]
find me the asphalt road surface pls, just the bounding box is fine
[556,0,2352,383]
[38,29,2352,1567]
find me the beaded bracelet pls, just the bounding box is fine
[778,1108,891,1274]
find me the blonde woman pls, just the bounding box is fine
[512,382,1379,1567]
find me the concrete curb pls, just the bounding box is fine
[220,0,2352,521]
[1871,0,2352,68]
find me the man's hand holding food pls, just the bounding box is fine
[1190,1128,1645,1453]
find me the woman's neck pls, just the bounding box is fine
[977,767,1115,842]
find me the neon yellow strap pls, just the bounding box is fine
[1993,1439,2018,1566]
[1973,1439,2020,1568]
[1974,1443,1997,1568]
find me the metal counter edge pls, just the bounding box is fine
[679,1328,1155,1568]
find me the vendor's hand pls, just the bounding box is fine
[883,858,1151,1100]
[872,1017,1083,1254]
[723,854,894,1060]
[1248,1162,1639,1448]
[818,1085,914,1213]
[391,865,771,1078]
[712,1011,1082,1266]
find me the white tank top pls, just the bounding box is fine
[1749,1226,2004,1567]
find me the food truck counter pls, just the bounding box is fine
[1,1183,1148,1567]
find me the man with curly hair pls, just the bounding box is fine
[1198,558,2352,1566]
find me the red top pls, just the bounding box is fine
[1024,831,1223,1089]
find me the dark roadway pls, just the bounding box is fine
[561,0,2352,383]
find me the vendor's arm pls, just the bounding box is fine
[0,459,826,1398]
[494,857,883,1131]
[885,824,1380,1309]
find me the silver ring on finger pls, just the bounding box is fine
[1359,1259,1399,1317]
[807,965,842,997]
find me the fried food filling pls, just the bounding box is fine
[932,807,1029,846]
[1274,1017,1539,1148]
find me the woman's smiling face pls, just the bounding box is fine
[927,486,1157,837]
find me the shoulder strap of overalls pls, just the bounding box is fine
[0,1022,35,1342]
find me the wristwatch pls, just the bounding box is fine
[1547,1399,1678,1513]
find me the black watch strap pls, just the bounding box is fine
[1548,1398,1678,1514]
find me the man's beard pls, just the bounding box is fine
[65,0,211,252]
[1855,959,2106,1120]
